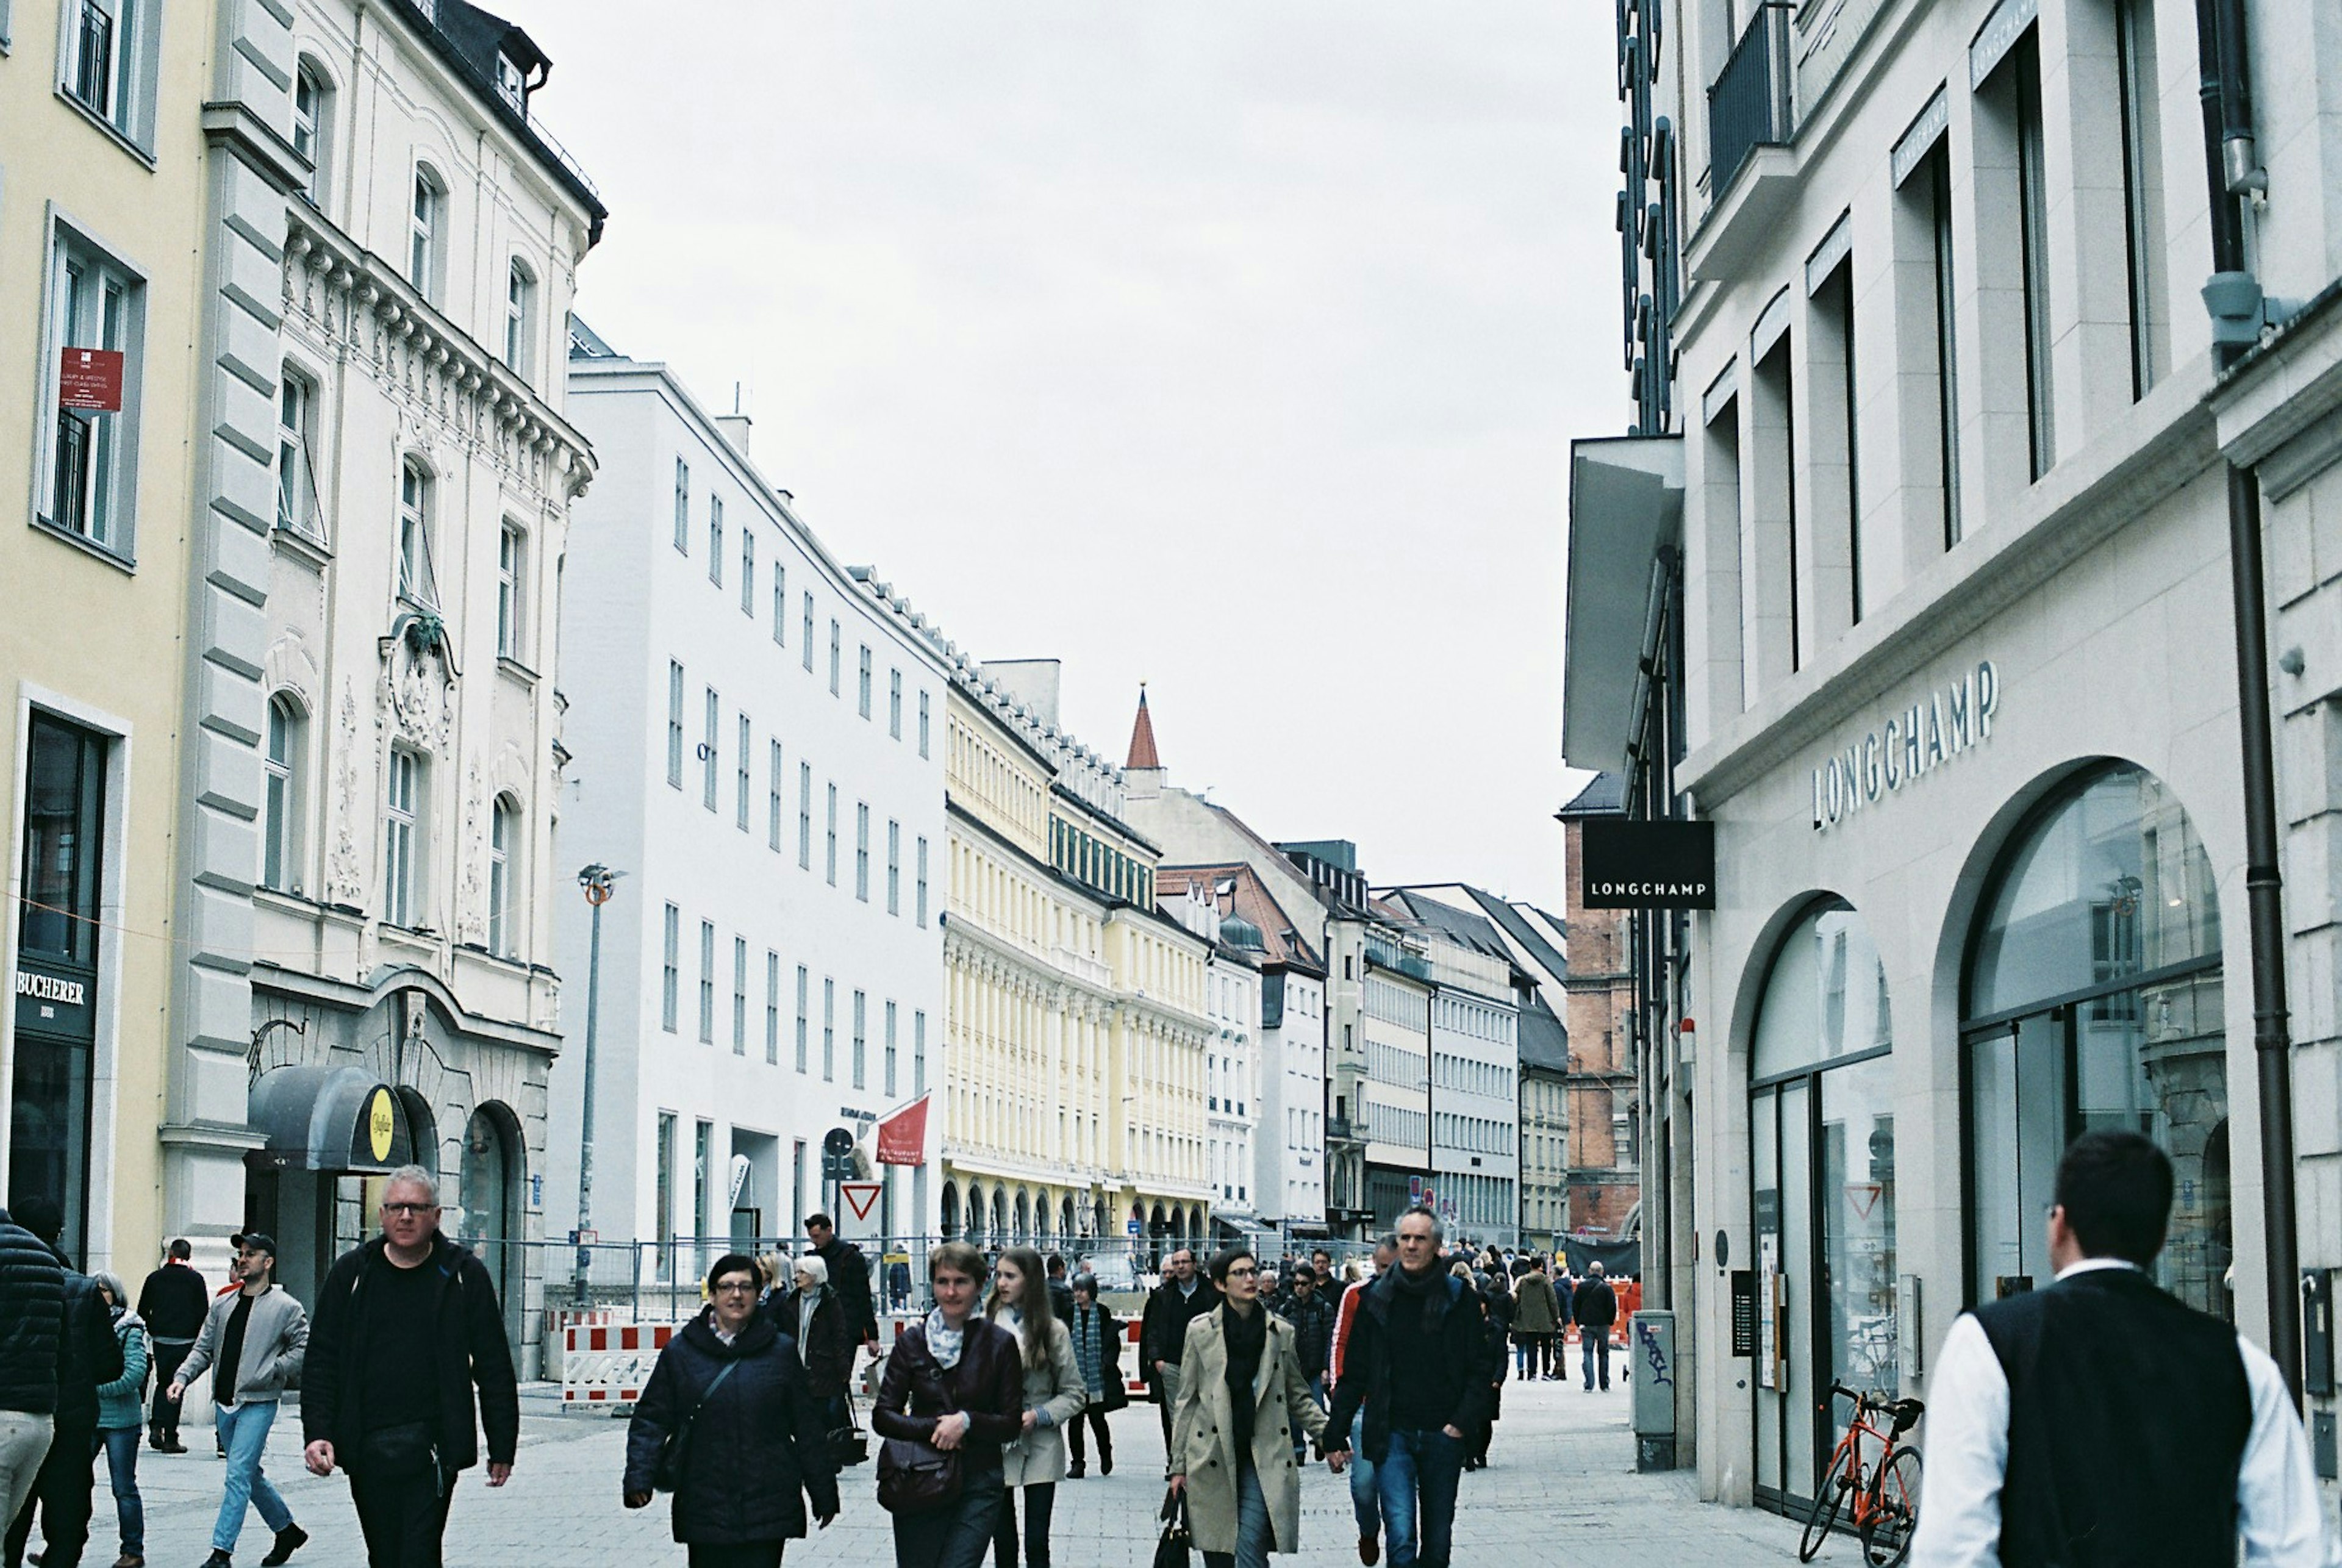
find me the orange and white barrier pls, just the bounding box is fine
[562,1322,679,1409]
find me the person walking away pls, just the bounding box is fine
[1062,1277,1122,1480]
[134,1244,205,1456]
[1275,1272,1333,1466]
[1140,1249,1222,1474]
[165,1236,304,1568]
[1328,1239,1394,1566]
[889,1256,914,1315]
[1462,1278,1508,1472]
[1572,1264,1616,1392]
[1510,1261,1559,1383]
[1169,1247,1344,1568]
[5,1198,122,1568]
[299,1165,518,1568]
[803,1215,880,1359]
[872,1243,1024,1568]
[90,1273,146,1568]
[1320,1209,1488,1568]
[623,1254,839,1567]
[0,1206,65,1538]
[770,1256,854,1450]
[1910,1131,2333,1567]
[1550,1269,1575,1381]
[1042,1257,1075,1332]
[984,1248,1083,1568]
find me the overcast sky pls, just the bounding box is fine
[547,3,1620,911]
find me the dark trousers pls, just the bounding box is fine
[686,1545,784,1568]
[1580,1330,1611,1389]
[2,1422,95,1568]
[1064,1408,1112,1471]
[349,1466,457,1568]
[990,1481,1054,1568]
[892,1475,1002,1568]
[149,1342,194,1441]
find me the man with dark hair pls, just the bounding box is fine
[1911,1131,2330,1567]
[1140,1247,1222,1471]
[137,1239,207,1454]
[801,1214,879,1355]
[170,1234,307,1568]
[5,1197,121,1568]
[1044,1253,1076,1330]
[1277,1268,1334,1464]
[0,1204,64,1538]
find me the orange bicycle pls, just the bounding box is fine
[1797,1381,1924,1566]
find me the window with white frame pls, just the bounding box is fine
[384,746,423,928]
[828,620,841,695]
[732,936,748,1054]
[822,977,836,1081]
[263,693,305,892]
[487,793,518,956]
[885,1000,898,1095]
[797,762,813,869]
[772,564,787,646]
[851,989,867,1089]
[496,523,525,661]
[293,60,331,204]
[889,670,903,739]
[396,459,433,603]
[795,965,811,1072]
[667,660,685,788]
[698,919,716,1043]
[766,951,781,1065]
[916,836,929,926]
[825,783,839,885]
[858,646,872,718]
[886,819,901,915]
[740,528,754,615]
[275,365,322,541]
[735,714,751,832]
[662,903,681,1031]
[62,0,157,149]
[801,592,814,671]
[708,495,723,586]
[40,226,145,557]
[504,258,535,377]
[768,740,784,851]
[701,688,719,810]
[673,458,689,554]
[855,802,870,901]
[918,692,930,759]
[409,164,445,301]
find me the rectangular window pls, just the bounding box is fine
[851,989,867,1089]
[889,670,903,739]
[2116,0,2167,398]
[409,167,441,299]
[886,820,901,915]
[765,950,781,1065]
[654,1113,676,1275]
[698,919,716,1044]
[1811,258,1860,625]
[40,228,145,557]
[667,662,686,787]
[773,564,787,646]
[396,461,433,605]
[1752,333,1799,674]
[825,784,839,886]
[383,747,421,928]
[740,527,755,615]
[914,1011,928,1095]
[854,802,871,901]
[2013,32,2055,478]
[275,367,320,540]
[918,692,931,759]
[798,762,814,870]
[795,965,811,1073]
[828,621,842,696]
[662,903,680,1031]
[497,524,525,660]
[673,458,689,553]
[822,977,836,1081]
[915,836,929,927]
[736,714,751,831]
[702,689,720,810]
[732,936,749,1055]
[1902,143,1963,549]
[885,1000,899,1095]
[693,1120,712,1242]
[504,260,533,375]
[801,593,815,672]
[768,740,784,851]
[858,646,873,718]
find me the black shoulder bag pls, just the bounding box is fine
[875,1336,964,1514]
[651,1358,742,1494]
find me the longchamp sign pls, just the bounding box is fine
[1811,660,2000,831]
[1580,820,1716,909]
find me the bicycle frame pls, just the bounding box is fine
[1825,1398,1902,1530]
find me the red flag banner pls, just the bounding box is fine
[876,1094,929,1166]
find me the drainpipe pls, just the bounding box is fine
[2196,0,2303,1402]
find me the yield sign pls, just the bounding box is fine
[1846,1184,1883,1220]
[839,1181,884,1237]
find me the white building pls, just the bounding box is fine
[551,331,948,1284]
[1158,879,1266,1234]
[1386,891,1524,1249]
[169,0,606,1372]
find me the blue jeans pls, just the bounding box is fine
[1200,1455,1269,1568]
[212,1402,293,1552]
[96,1425,143,1556]
[1346,1409,1379,1539]
[1581,1330,1611,1389]
[1375,1427,1464,1568]
[1290,1374,1326,1458]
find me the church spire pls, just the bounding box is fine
[1125,683,1161,770]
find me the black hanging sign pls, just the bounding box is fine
[1580,819,1716,909]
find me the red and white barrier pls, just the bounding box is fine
[562,1322,679,1409]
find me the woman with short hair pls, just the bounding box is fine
[984,1247,1084,1568]
[93,1270,149,1568]
[873,1242,1023,1568]
[1062,1276,1123,1479]
[772,1253,854,1437]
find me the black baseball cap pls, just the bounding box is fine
[231,1233,278,1258]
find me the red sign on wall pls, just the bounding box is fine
[58,348,124,412]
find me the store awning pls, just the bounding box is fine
[1561,435,1684,771]
[247,1066,418,1173]
[1211,1214,1272,1237]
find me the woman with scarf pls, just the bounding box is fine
[983,1248,1083,1568]
[873,1242,1024,1568]
[1169,1247,1342,1568]
[93,1271,149,1568]
[1062,1275,1123,1478]
[771,1255,855,1442]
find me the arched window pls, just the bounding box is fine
[487,794,519,957]
[293,59,333,204]
[409,163,445,299]
[397,459,432,603]
[263,694,306,892]
[503,257,535,376]
[1963,763,2227,1317]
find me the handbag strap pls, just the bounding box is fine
[679,1356,742,1430]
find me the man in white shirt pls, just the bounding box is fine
[1911,1130,2335,1568]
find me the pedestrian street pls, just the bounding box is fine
[123,1374,1816,1568]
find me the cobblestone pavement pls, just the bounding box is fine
[96,1373,1819,1567]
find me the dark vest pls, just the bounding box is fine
[1974,1265,2251,1568]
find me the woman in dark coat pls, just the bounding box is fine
[1464,1275,1511,1471]
[625,1253,841,1567]
[772,1254,856,1433]
[873,1241,1025,1568]
[1063,1275,1123,1479]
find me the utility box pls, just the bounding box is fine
[1631,1309,1678,1471]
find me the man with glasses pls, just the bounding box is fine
[301,1166,518,1568]
[1141,1247,1222,1474]
[168,1233,309,1567]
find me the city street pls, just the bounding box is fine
[111,1372,1817,1568]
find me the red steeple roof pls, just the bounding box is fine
[1126,684,1161,770]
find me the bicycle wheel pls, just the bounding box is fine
[1798,1443,1857,1562]
[1860,1446,1924,1567]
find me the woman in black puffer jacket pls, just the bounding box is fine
[625,1253,842,1567]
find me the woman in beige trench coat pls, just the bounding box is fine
[1169,1247,1343,1567]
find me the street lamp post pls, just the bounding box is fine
[574,864,621,1308]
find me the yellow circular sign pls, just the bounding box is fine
[367,1088,395,1163]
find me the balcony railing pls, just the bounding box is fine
[1708,2,1793,196]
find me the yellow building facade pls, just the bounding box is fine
[0,0,214,1275]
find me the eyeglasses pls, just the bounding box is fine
[1227,1265,1258,1278]
[382,1202,437,1217]
[713,1281,759,1295]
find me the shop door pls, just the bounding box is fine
[1751,1078,1819,1506]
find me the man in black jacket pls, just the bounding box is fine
[1572,1262,1618,1392]
[1321,1208,1487,1568]
[3,1197,120,1568]
[802,1214,878,1355]
[301,1167,518,1568]
[1139,1247,1221,1470]
[0,1206,64,1536]
[1278,1269,1336,1465]
[1044,1253,1076,1329]
[137,1238,208,1453]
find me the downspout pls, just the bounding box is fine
[2196,0,2302,1402]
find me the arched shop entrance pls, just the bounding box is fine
[1747,898,1896,1517]
[1962,762,2229,1316]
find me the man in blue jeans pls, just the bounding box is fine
[1322,1209,1486,1568]
[169,1236,309,1567]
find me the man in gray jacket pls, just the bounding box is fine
[169,1236,309,1568]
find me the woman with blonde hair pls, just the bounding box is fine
[984,1247,1084,1568]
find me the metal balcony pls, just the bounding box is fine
[1708,2,1792,197]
